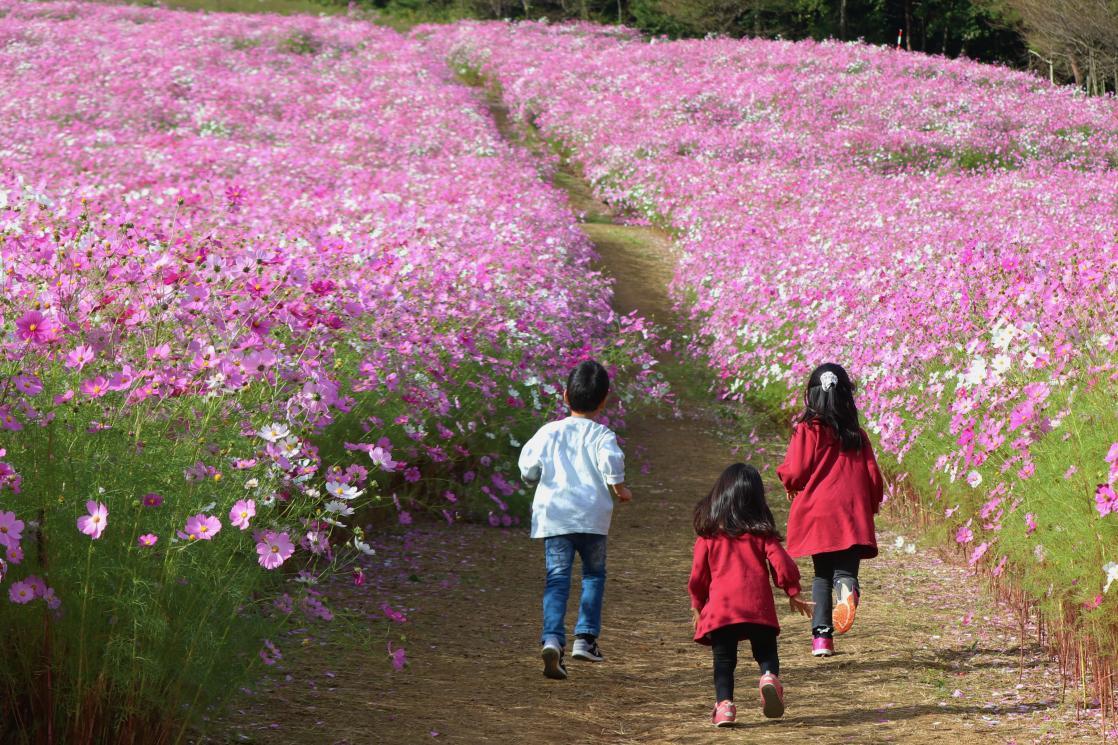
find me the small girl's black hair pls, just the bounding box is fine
[693,463,780,539]
[794,362,864,451]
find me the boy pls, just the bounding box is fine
[518,360,633,680]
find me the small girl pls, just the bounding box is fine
[688,463,812,727]
[777,363,884,658]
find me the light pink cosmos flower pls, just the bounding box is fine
[368,446,397,471]
[137,533,158,547]
[256,531,294,569]
[1025,513,1037,535]
[0,510,24,550]
[77,501,108,540]
[65,344,95,370]
[183,513,221,541]
[955,524,973,544]
[229,499,255,530]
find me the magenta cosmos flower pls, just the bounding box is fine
[0,510,24,550]
[142,492,163,507]
[255,531,294,569]
[229,499,255,530]
[14,311,58,345]
[182,513,221,541]
[137,533,158,547]
[77,501,108,540]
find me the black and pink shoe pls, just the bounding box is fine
[811,636,834,657]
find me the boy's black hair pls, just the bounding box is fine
[693,463,780,539]
[794,362,864,451]
[566,360,610,413]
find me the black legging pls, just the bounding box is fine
[811,548,862,636]
[709,623,779,702]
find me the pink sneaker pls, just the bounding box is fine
[759,673,785,718]
[711,700,736,727]
[811,636,834,657]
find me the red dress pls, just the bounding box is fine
[776,421,884,560]
[687,532,802,644]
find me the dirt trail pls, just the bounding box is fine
[212,90,1104,745]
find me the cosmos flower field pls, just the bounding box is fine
[2,0,1117,736]
[0,4,657,740]
[428,21,1118,701]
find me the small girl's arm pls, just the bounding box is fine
[687,538,711,619]
[863,432,885,514]
[776,423,817,496]
[766,537,813,618]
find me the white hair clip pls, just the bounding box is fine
[820,371,838,392]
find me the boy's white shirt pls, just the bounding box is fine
[518,416,626,538]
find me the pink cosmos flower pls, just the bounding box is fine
[256,531,295,569]
[1025,513,1037,535]
[229,499,256,530]
[183,513,221,541]
[1097,484,1118,518]
[77,501,108,540]
[955,524,973,544]
[388,642,407,670]
[260,639,282,665]
[0,510,24,550]
[8,580,34,604]
[7,545,24,564]
[137,533,158,547]
[12,375,42,396]
[80,376,109,399]
[15,311,58,345]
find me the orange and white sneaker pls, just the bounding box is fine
[759,673,785,718]
[711,700,736,727]
[832,583,859,635]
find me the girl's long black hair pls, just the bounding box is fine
[693,463,780,539]
[794,362,864,451]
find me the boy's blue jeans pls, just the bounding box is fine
[540,533,607,649]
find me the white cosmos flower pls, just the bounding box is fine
[894,536,906,549]
[325,482,361,501]
[353,537,376,556]
[991,353,1012,376]
[278,437,300,458]
[244,478,259,489]
[962,357,987,387]
[966,470,982,488]
[258,423,290,442]
[325,500,355,516]
[1104,562,1118,594]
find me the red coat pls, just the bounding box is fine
[776,421,884,560]
[688,533,802,644]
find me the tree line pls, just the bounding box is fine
[370,0,1118,92]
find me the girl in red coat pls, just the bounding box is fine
[688,463,812,727]
[777,363,884,658]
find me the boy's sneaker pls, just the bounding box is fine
[711,700,736,727]
[572,636,604,662]
[758,673,785,718]
[832,583,860,635]
[541,639,567,680]
[811,637,834,657]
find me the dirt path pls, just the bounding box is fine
[210,90,1107,745]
